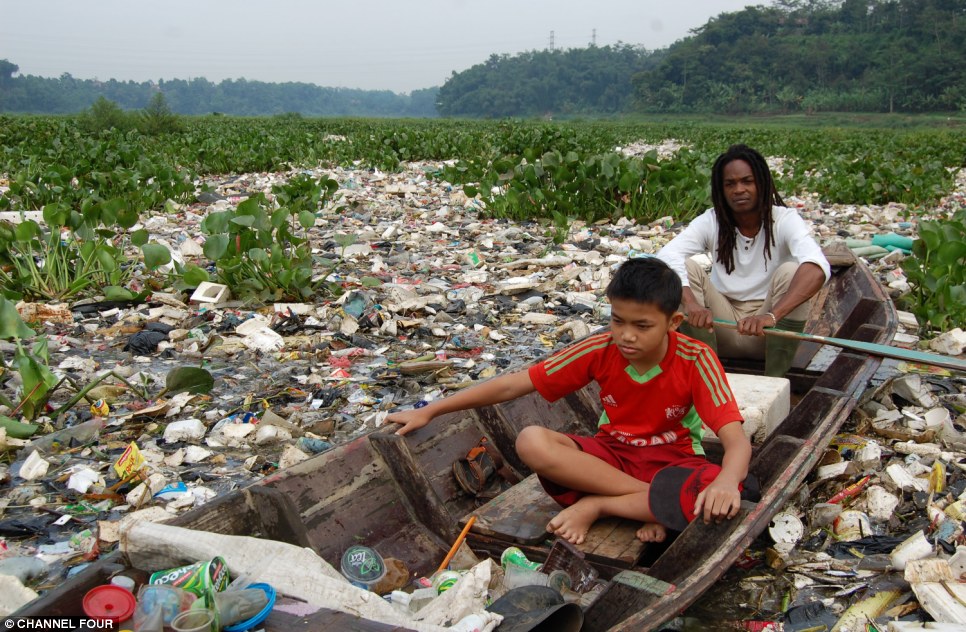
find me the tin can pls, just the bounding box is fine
[501,546,541,572]
[432,570,462,594]
[149,557,229,597]
[90,399,110,417]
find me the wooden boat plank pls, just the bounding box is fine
[466,474,558,544]
[251,438,451,578]
[581,518,644,568]
[465,474,646,565]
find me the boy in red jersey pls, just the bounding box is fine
[388,257,753,545]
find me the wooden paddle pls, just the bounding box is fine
[713,318,966,372]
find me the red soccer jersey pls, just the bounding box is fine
[528,330,742,452]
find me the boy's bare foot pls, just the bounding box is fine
[546,498,601,545]
[635,522,667,543]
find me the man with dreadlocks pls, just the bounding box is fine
[657,144,830,377]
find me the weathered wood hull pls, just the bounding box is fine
[12,252,897,631]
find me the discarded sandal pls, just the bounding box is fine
[453,437,521,503]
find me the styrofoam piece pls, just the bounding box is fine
[163,418,206,443]
[865,485,900,521]
[705,373,790,442]
[924,407,950,430]
[929,327,966,356]
[0,211,44,224]
[190,282,231,304]
[768,512,804,551]
[254,424,293,445]
[125,473,167,507]
[19,451,50,481]
[891,530,933,570]
[885,463,931,492]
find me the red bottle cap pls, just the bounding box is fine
[83,585,136,623]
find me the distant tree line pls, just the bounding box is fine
[633,0,966,113]
[0,61,438,118]
[435,0,964,117]
[435,44,660,118]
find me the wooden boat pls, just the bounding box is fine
[13,245,897,631]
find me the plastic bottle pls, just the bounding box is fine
[23,418,105,456]
[500,547,541,572]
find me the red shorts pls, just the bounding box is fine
[538,432,711,507]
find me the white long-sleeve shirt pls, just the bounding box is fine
[657,206,831,301]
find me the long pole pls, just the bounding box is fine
[713,319,966,372]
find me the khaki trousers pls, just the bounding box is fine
[684,259,812,360]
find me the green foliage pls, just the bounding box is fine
[0,71,439,118]
[0,206,133,301]
[452,148,710,225]
[437,45,659,118]
[79,96,134,133]
[197,173,339,300]
[0,296,56,421]
[900,209,966,333]
[138,92,182,135]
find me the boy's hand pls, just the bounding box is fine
[692,476,741,524]
[386,408,434,436]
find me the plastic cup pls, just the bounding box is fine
[171,608,215,632]
[503,564,550,590]
[110,575,136,592]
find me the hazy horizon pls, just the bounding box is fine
[3,0,759,93]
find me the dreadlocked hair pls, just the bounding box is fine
[710,144,786,274]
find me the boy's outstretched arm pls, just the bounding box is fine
[693,421,752,524]
[387,369,536,436]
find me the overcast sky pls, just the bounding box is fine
[3,0,759,93]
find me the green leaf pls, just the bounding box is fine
[116,203,140,229]
[13,343,57,420]
[203,234,229,260]
[164,366,214,395]
[103,286,136,301]
[94,245,118,272]
[231,215,256,227]
[0,415,39,439]
[248,247,268,262]
[0,297,35,340]
[131,229,149,247]
[42,203,70,226]
[360,276,383,287]
[14,220,40,242]
[298,210,316,229]
[182,264,210,287]
[936,241,966,266]
[141,243,172,270]
[463,185,478,198]
[202,211,231,234]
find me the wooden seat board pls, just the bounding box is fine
[463,474,646,566]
